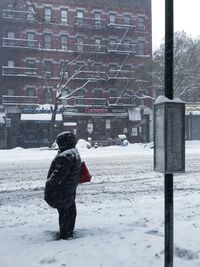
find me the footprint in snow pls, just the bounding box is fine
[40,257,57,264]
[145,229,163,237]
[174,246,199,260]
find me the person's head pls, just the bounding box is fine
[56,132,76,150]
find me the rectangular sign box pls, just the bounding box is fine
[154,100,185,174]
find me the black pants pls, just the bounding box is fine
[57,202,77,239]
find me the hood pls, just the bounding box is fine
[56,132,76,151]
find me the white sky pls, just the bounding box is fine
[152,0,200,51]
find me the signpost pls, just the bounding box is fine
[154,99,185,267]
[154,1,185,267]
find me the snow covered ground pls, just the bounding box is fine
[0,141,200,267]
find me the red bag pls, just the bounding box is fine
[79,161,92,183]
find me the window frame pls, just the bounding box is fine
[138,16,145,30]
[44,7,52,23]
[44,60,52,75]
[44,87,52,103]
[94,12,101,25]
[109,13,116,24]
[27,59,36,69]
[124,14,131,25]
[61,9,68,24]
[94,38,102,52]
[27,87,36,96]
[7,88,15,96]
[27,32,35,47]
[44,33,52,49]
[60,35,68,50]
[138,40,145,55]
[76,36,84,51]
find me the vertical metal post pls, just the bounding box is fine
[164,175,173,267]
[5,122,7,149]
[165,1,174,267]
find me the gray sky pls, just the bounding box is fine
[152,0,200,51]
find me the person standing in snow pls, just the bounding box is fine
[44,132,81,239]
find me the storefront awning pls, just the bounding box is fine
[21,113,62,121]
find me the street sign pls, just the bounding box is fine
[154,100,185,174]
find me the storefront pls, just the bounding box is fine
[63,106,152,143]
[19,113,63,148]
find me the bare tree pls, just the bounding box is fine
[153,31,200,102]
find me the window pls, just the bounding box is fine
[77,10,84,25]
[77,88,85,96]
[138,16,145,30]
[61,88,70,97]
[138,41,145,55]
[8,32,15,39]
[94,38,101,52]
[44,7,51,22]
[44,61,52,77]
[109,64,118,70]
[94,63,102,78]
[7,32,16,46]
[8,60,14,67]
[94,89,103,98]
[124,64,132,71]
[7,88,15,96]
[109,14,116,24]
[27,87,36,96]
[110,89,119,97]
[27,59,36,68]
[60,62,68,79]
[77,10,84,18]
[124,39,131,51]
[44,33,52,49]
[60,35,67,50]
[94,89,103,104]
[27,32,35,47]
[44,87,52,103]
[61,9,68,24]
[109,38,117,50]
[124,15,131,25]
[109,64,118,77]
[94,63,102,73]
[94,12,101,25]
[76,36,84,51]
[76,62,85,71]
[27,5,35,21]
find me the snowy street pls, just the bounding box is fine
[0,142,200,267]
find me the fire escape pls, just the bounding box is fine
[1,8,38,107]
[64,13,143,109]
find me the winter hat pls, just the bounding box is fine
[56,132,76,149]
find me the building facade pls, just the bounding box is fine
[0,0,152,148]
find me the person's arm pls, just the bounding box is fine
[47,159,55,179]
[46,155,70,188]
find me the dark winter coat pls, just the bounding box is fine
[44,147,81,208]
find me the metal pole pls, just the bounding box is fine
[165,1,174,267]
[5,121,7,149]
[164,175,173,267]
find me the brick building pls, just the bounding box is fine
[0,0,152,148]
